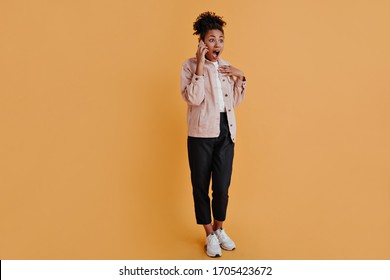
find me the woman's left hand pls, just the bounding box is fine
[218,65,244,80]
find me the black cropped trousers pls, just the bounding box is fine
[187,112,234,225]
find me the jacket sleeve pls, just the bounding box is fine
[180,62,205,106]
[232,77,247,108]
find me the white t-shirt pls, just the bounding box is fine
[212,61,225,112]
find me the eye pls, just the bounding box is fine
[219,39,224,43]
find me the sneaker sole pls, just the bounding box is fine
[205,245,222,258]
[207,253,221,258]
[221,245,236,251]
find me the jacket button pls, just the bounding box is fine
[228,109,231,112]
[223,79,225,82]
[195,77,198,81]
[225,94,228,97]
[230,124,233,127]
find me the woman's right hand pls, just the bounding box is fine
[196,40,208,66]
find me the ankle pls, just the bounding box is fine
[213,220,223,231]
[203,224,215,237]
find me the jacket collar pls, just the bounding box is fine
[204,57,227,66]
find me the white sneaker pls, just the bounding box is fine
[215,228,236,250]
[205,233,222,257]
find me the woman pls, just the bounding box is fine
[180,11,247,257]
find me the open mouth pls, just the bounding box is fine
[212,51,220,59]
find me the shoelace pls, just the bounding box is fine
[208,234,220,246]
[217,230,230,242]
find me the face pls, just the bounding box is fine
[202,29,224,62]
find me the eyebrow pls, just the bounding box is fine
[208,35,224,38]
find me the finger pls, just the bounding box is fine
[197,46,206,55]
[218,68,230,73]
[219,66,231,71]
[198,43,206,50]
[219,71,232,77]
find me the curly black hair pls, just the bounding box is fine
[193,11,226,40]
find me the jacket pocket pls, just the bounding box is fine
[198,106,205,128]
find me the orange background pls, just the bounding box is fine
[1,0,389,259]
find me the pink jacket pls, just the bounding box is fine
[180,57,247,142]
